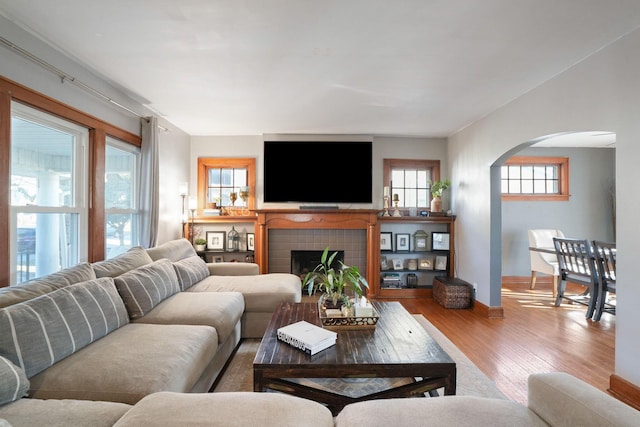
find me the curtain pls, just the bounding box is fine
[138,116,159,248]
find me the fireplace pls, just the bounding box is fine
[291,250,345,279]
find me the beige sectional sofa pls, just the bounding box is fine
[1,238,639,425]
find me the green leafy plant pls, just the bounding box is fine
[302,247,369,303]
[194,238,207,245]
[428,179,451,198]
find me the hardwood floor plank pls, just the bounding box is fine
[385,279,615,405]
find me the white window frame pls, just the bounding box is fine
[9,102,88,284]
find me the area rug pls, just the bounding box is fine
[213,314,507,400]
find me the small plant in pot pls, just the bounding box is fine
[194,238,207,252]
[428,179,451,213]
[302,246,369,311]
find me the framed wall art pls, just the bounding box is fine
[380,232,393,251]
[395,233,410,252]
[206,231,226,251]
[419,257,434,270]
[392,258,404,270]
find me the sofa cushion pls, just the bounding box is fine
[0,263,96,308]
[172,256,209,291]
[27,323,218,405]
[113,391,335,427]
[114,259,180,320]
[0,278,129,378]
[146,238,197,262]
[0,356,29,406]
[92,246,153,278]
[0,398,131,427]
[134,291,244,343]
[188,273,302,312]
[335,396,547,427]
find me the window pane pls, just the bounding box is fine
[105,145,135,210]
[521,180,534,193]
[106,213,136,258]
[208,168,221,186]
[391,170,404,187]
[15,212,79,283]
[11,116,75,207]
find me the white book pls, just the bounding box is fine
[277,320,337,355]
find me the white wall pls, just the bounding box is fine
[449,28,640,387]
[190,134,448,210]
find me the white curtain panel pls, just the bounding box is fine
[138,116,159,248]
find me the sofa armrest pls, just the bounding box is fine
[207,262,259,276]
[528,372,640,427]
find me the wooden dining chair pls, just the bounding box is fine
[591,240,616,321]
[553,237,599,319]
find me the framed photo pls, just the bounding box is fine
[380,255,389,270]
[246,232,255,251]
[213,256,224,263]
[432,232,450,251]
[392,258,404,270]
[396,233,410,252]
[206,231,225,251]
[380,232,393,251]
[435,255,448,270]
[419,257,434,270]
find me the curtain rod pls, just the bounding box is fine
[0,35,168,132]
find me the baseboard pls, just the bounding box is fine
[472,299,504,319]
[609,374,640,410]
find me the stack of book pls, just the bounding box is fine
[381,273,403,288]
[277,320,337,355]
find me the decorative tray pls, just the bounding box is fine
[319,307,380,331]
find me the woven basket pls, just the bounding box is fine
[433,277,473,309]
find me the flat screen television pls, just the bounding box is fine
[263,140,373,205]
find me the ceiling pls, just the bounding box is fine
[1,1,639,147]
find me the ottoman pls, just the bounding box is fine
[433,277,473,309]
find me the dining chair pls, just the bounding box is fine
[553,237,599,319]
[528,229,565,298]
[591,240,616,321]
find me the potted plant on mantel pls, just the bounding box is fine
[428,179,451,213]
[302,247,369,312]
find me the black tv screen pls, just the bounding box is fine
[264,141,373,204]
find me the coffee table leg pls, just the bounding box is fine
[253,368,264,392]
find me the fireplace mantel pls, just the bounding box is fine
[254,209,380,279]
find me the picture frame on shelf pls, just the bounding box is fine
[246,232,255,251]
[435,255,448,270]
[380,255,390,270]
[380,232,393,251]
[206,231,225,251]
[392,258,404,270]
[419,257,434,270]
[396,233,410,252]
[213,256,224,263]
[432,232,450,251]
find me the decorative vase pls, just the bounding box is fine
[430,196,442,213]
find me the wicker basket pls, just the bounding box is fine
[433,277,473,309]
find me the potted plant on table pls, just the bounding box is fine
[428,179,451,213]
[302,246,369,312]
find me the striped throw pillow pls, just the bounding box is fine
[0,355,29,405]
[173,256,209,290]
[0,277,129,378]
[114,258,180,320]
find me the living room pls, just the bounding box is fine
[1,1,639,421]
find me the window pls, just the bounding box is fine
[105,137,141,258]
[501,156,569,201]
[383,159,441,208]
[197,158,256,213]
[10,102,88,284]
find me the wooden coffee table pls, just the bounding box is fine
[253,301,456,415]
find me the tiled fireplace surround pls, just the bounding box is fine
[268,229,367,275]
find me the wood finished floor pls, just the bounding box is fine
[385,279,616,405]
